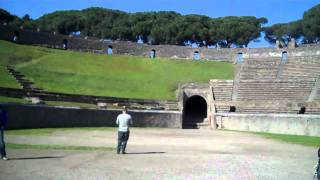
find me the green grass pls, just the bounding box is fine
[0,96,98,108]
[223,129,320,147]
[252,132,320,147]
[0,96,29,104]
[45,101,98,108]
[5,127,117,136]
[6,143,114,151]
[0,40,234,100]
[0,66,21,88]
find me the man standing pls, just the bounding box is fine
[0,105,8,161]
[116,106,132,154]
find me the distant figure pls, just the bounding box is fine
[116,106,132,154]
[0,105,8,161]
[315,148,320,180]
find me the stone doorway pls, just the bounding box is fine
[62,39,68,49]
[183,95,207,129]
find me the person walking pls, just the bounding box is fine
[116,106,132,154]
[0,105,8,161]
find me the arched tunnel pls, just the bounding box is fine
[182,95,207,129]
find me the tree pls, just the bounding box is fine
[0,8,16,23]
[216,16,267,48]
[2,7,269,47]
[264,20,302,45]
[302,4,320,43]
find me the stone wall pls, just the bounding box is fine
[1,25,320,62]
[215,113,320,136]
[2,104,182,129]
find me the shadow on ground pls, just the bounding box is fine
[8,156,64,160]
[125,152,165,155]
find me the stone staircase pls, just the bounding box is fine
[182,119,211,129]
[210,80,233,113]
[6,65,43,92]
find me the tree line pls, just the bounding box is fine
[1,4,319,47]
[264,4,320,45]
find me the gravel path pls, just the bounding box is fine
[0,128,318,179]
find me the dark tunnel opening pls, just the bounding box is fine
[183,95,207,129]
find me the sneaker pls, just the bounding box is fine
[2,157,8,161]
[121,151,126,154]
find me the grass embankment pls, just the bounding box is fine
[253,132,320,147]
[0,67,21,88]
[0,96,98,108]
[225,130,320,147]
[0,40,234,100]
[0,96,28,104]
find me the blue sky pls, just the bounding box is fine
[0,0,319,47]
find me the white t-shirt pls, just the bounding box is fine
[116,113,132,132]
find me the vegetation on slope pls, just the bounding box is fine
[0,40,234,100]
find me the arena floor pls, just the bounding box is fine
[0,128,318,179]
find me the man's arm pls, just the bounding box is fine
[116,116,119,125]
[130,116,133,125]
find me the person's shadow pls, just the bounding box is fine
[124,152,165,155]
[8,156,64,160]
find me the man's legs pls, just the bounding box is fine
[117,131,124,154]
[121,131,130,154]
[0,128,6,158]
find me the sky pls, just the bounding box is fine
[0,0,319,48]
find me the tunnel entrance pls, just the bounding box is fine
[183,95,207,129]
[62,39,68,49]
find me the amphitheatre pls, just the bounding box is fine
[0,5,320,179]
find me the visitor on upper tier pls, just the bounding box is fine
[0,105,8,161]
[116,106,133,154]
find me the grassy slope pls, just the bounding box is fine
[0,40,234,100]
[0,66,21,88]
[0,96,28,104]
[253,132,320,147]
[223,130,320,147]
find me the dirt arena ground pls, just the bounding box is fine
[0,128,318,179]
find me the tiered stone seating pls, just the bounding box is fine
[210,80,233,113]
[232,55,320,114]
[279,56,320,81]
[239,58,281,80]
[237,80,315,101]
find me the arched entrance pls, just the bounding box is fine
[150,49,156,59]
[107,45,113,55]
[193,51,200,60]
[237,52,243,63]
[183,95,207,129]
[13,31,20,42]
[281,51,288,61]
[62,39,68,50]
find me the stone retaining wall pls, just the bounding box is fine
[215,113,320,136]
[1,104,182,129]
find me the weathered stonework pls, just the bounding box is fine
[1,25,320,62]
